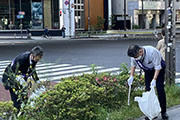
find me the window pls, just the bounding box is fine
[74,0,84,30]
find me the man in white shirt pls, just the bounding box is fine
[127,44,168,120]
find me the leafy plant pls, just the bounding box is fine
[109,15,116,30]
[0,101,17,120]
[95,16,105,30]
[21,80,106,120]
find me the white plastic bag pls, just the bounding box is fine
[134,87,161,120]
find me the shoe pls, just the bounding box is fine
[145,117,149,120]
[145,116,158,120]
[162,113,169,119]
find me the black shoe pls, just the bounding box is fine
[162,113,169,119]
[145,116,158,120]
[145,117,149,120]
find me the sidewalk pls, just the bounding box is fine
[0,36,70,45]
[137,105,180,120]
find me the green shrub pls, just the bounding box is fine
[1,63,146,120]
[0,101,17,120]
[133,25,140,29]
[22,80,107,120]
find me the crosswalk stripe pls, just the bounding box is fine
[0,60,11,64]
[41,68,120,81]
[0,63,57,70]
[0,63,56,72]
[176,73,180,76]
[36,64,71,70]
[0,60,180,83]
[175,78,180,83]
[36,63,56,67]
[37,65,88,74]
[38,66,104,78]
[0,64,9,68]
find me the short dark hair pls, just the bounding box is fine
[31,46,44,56]
[127,44,141,57]
[161,29,165,36]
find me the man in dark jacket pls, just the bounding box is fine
[61,25,66,38]
[2,46,43,111]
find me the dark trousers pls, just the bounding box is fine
[9,88,28,113]
[62,31,65,38]
[144,67,167,114]
[9,88,21,111]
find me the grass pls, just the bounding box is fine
[106,84,180,120]
[107,103,142,120]
[166,84,180,107]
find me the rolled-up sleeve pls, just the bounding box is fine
[131,57,137,67]
[152,50,162,70]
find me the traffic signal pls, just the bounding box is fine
[59,10,62,16]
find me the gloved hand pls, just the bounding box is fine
[150,79,156,87]
[16,75,28,87]
[127,75,134,86]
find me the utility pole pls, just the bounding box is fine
[141,0,144,29]
[124,0,126,30]
[88,0,90,37]
[124,0,127,37]
[69,0,71,38]
[165,0,176,84]
[20,0,23,38]
[8,0,11,22]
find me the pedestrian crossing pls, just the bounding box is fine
[0,60,180,83]
[0,60,120,82]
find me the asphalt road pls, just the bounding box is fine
[0,38,180,71]
[0,38,180,120]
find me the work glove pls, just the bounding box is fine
[16,75,28,87]
[150,79,156,87]
[127,75,134,86]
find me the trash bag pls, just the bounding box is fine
[134,87,161,120]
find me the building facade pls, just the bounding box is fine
[0,0,60,30]
[107,0,180,29]
[0,0,107,35]
[2,0,180,33]
[127,0,180,29]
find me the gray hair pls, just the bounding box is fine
[31,46,44,56]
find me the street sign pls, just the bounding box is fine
[65,0,69,5]
[18,11,25,15]
[17,15,24,19]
